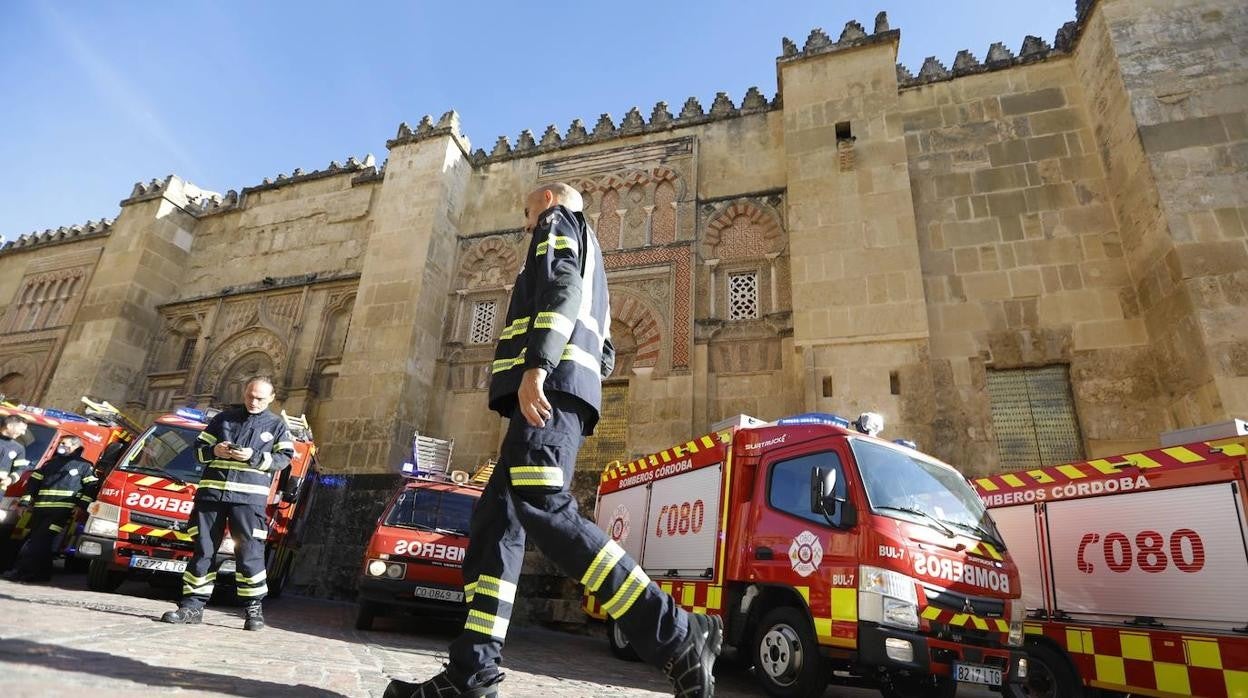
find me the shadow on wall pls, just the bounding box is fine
[0,637,347,697]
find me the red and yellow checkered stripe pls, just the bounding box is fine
[966,540,1005,561]
[921,605,1010,634]
[583,580,727,620]
[118,522,193,542]
[599,430,732,484]
[794,584,858,649]
[974,438,1248,496]
[1027,622,1248,697]
[127,475,189,492]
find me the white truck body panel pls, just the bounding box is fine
[595,480,651,564]
[641,464,722,577]
[988,504,1046,611]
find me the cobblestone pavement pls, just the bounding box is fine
[0,574,996,697]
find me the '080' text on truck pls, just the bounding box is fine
[584,413,1027,698]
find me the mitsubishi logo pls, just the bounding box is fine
[962,598,976,615]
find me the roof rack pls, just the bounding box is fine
[281,410,314,442]
[80,396,144,434]
[401,433,455,480]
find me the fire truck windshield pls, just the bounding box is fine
[117,424,205,485]
[851,438,1005,548]
[384,488,474,535]
[15,424,57,472]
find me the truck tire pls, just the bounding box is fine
[1023,642,1084,698]
[879,675,956,698]
[606,617,640,661]
[87,559,126,593]
[355,600,380,630]
[753,606,828,698]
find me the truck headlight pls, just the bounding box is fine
[1008,601,1025,647]
[367,559,387,577]
[85,501,121,538]
[859,565,919,630]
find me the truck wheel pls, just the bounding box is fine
[1024,642,1083,698]
[355,600,380,630]
[879,675,956,698]
[87,559,126,593]
[606,617,640,661]
[754,606,828,698]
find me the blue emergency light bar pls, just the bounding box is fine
[23,406,88,423]
[777,412,851,428]
[175,407,209,423]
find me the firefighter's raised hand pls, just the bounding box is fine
[213,443,236,459]
[232,446,253,461]
[519,367,551,428]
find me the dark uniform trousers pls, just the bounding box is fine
[447,391,688,686]
[15,510,73,578]
[181,501,269,608]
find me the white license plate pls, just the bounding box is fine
[413,586,464,603]
[129,556,186,573]
[955,662,1002,686]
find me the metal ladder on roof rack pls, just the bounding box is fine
[281,410,314,442]
[403,433,455,480]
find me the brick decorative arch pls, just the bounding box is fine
[611,290,664,369]
[702,200,784,260]
[460,237,520,289]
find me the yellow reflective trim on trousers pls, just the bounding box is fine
[498,317,531,340]
[37,489,76,497]
[235,569,267,585]
[236,584,268,597]
[33,501,75,509]
[533,311,574,340]
[535,235,578,257]
[197,432,219,445]
[473,575,517,604]
[196,480,271,496]
[183,584,215,595]
[49,523,65,533]
[464,609,510,639]
[464,580,477,603]
[183,571,217,584]
[510,466,564,488]
[581,540,625,593]
[602,565,650,619]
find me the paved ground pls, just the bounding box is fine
[0,573,999,697]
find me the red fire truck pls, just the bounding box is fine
[977,420,1248,698]
[355,433,489,630]
[0,398,137,568]
[585,413,1027,698]
[75,407,319,597]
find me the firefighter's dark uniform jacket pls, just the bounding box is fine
[18,447,97,510]
[0,436,29,478]
[193,408,294,505]
[488,204,614,432]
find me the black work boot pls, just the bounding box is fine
[664,613,723,698]
[243,603,265,631]
[160,606,203,624]
[383,668,503,698]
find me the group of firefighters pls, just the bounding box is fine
[3,183,720,698]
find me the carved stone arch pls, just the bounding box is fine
[217,351,278,406]
[609,288,665,372]
[702,200,785,260]
[196,328,287,402]
[318,292,355,358]
[0,354,40,402]
[460,237,519,290]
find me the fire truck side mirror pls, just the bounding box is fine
[811,466,856,528]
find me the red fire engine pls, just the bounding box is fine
[585,413,1028,698]
[355,433,489,630]
[0,397,137,568]
[977,420,1248,698]
[75,407,319,597]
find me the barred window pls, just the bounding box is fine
[987,365,1084,471]
[176,337,197,371]
[469,301,497,344]
[728,272,759,320]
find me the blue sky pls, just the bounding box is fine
[0,1,1075,239]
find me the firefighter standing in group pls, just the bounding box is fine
[160,376,294,631]
[0,415,31,490]
[383,183,722,698]
[9,434,97,582]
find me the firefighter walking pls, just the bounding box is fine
[9,435,97,582]
[160,376,294,631]
[384,183,722,698]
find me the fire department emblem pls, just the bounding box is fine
[789,530,823,578]
[609,504,631,543]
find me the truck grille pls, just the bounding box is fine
[923,585,1005,617]
[129,511,187,531]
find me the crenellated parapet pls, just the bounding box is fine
[778,11,899,63]
[189,154,380,218]
[386,110,472,156]
[1,218,113,255]
[464,87,780,167]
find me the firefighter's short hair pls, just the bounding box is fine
[244,376,276,394]
[2,415,25,431]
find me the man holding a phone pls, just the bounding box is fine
[160,376,295,631]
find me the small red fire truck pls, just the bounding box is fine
[75,407,319,597]
[0,397,137,568]
[585,413,1027,698]
[978,420,1248,698]
[355,433,489,630]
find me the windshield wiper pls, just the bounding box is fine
[121,464,188,486]
[875,505,956,538]
[435,527,468,536]
[943,519,1007,550]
